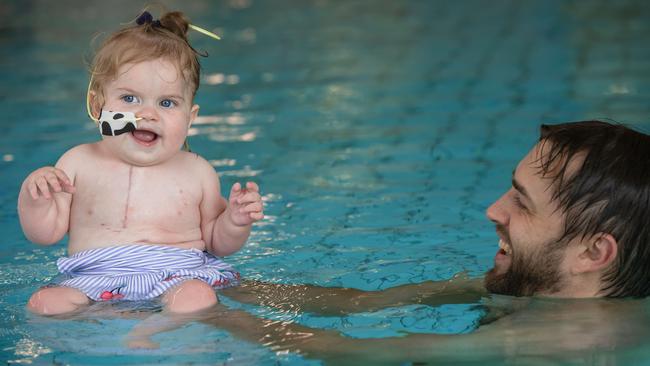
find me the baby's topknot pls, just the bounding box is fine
[158,11,190,41]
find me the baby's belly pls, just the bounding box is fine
[67,225,206,255]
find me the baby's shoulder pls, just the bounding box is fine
[57,143,102,167]
[174,151,220,181]
[175,151,215,170]
[52,143,102,178]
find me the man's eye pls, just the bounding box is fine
[513,195,527,211]
[160,99,176,108]
[121,95,138,103]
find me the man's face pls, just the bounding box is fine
[484,142,573,297]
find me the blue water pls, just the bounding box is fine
[1,0,649,364]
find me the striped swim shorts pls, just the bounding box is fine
[55,244,240,301]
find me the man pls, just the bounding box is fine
[483,121,650,298]
[150,121,650,362]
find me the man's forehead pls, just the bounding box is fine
[528,140,586,180]
[514,145,540,178]
[513,141,581,210]
[513,144,554,200]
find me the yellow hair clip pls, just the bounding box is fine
[189,24,221,41]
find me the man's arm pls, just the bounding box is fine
[206,298,646,365]
[221,273,486,316]
[204,304,494,365]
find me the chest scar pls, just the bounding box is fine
[122,166,133,228]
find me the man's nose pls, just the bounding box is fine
[486,193,509,225]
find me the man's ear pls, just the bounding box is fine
[573,233,618,274]
[189,104,200,128]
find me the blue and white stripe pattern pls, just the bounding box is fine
[56,244,239,301]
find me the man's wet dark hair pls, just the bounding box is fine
[538,120,650,298]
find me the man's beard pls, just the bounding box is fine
[484,237,566,297]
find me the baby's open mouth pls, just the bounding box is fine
[132,129,158,143]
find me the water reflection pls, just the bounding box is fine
[204,73,241,85]
[219,165,262,177]
[193,114,246,125]
[607,83,634,95]
[12,338,52,363]
[209,158,237,167]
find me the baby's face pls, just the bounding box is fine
[100,58,199,166]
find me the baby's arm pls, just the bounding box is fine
[198,159,263,257]
[17,151,76,244]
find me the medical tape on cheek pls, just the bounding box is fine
[98,110,139,136]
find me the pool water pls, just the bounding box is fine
[1,0,649,364]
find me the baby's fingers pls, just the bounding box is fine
[239,201,263,214]
[239,201,264,222]
[248,212,264,221]
[53,169,74,192]
[229,182,242,200]
[46,173,63,193]
[245,181,259,192]
[35,177,52,199]
[28,181,40,200]
[236,191,262,205]
[62,184,76,194]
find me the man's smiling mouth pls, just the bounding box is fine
[498,239,512,256]
[493,239,513,274]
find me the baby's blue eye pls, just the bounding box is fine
[160,99,176,108]
[121,95,138,104]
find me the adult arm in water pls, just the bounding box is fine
[220,273,486,316]
[205,297,647,365]
[126,273,484,348]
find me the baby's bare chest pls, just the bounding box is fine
[71,165,203,227]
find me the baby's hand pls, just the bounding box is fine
[24,167,75,200]
[228,182,264,226]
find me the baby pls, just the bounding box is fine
[17,11,263,316]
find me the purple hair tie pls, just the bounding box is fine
[136,11,161,27]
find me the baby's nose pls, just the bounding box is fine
[137,105,159,121]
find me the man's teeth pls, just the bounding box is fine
[499,239,511,255]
